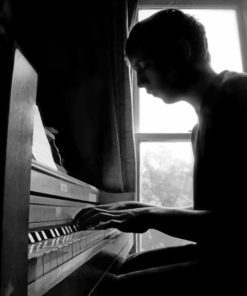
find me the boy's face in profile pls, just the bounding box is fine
[129,53,184,104]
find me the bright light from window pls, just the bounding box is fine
[138,9,243,133]
[140,141,194,250]
[140,91,197,133]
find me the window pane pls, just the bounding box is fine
[140,142,194,207]
[138,9,243,133]
[140,93,197,133]
[140,141,194,251]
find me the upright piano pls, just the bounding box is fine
[0,47,133,296]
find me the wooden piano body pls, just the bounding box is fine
[0,47,133,296]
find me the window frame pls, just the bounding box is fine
[133,0,247,251]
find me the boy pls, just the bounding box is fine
[75,9,247,294]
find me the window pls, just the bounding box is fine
[134,6,243,251]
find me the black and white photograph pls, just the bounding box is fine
[1,0,247,295]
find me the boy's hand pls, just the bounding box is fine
[73,206,151,233]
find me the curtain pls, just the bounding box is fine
[100,0,138,192]
[55,0,139,194]
[8,0,139,194]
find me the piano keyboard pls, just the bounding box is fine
[28,225,119,284]
[28,225,79,244]
[28,161,132,296]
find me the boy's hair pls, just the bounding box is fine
[125,9,210,66]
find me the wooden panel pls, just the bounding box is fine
[0,48,37,296]
[29,205,78,224]
[29,195,95,229]
[30,195,93,207]
[31,168,99,203]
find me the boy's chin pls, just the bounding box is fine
[159,92,181,104]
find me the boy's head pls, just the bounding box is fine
[125,9,210,100]
[126,9,209,68]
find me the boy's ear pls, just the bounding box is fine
[176,39,192,64]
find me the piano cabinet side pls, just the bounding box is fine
[0,48,37,296]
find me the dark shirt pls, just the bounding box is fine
[192,70,247,263]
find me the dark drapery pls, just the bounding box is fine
[100,0,138,192]
[55,0,139,193]
[65,0,138,193]
[5,0,138,193]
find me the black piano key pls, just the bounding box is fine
[28,233,35,244]
[44,229,53,239]
[29,231,42,243]
[68,226,73,233]
[60,227,67,235]
[54,228,60,237]
[64,226,71,234]
[56,228,64,236]
[34,231,43,242]
[40,230,48,240]
[49,229,57,238]
[28,223,91,248]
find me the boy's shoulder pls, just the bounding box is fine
[219,71,247,98]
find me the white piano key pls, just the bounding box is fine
[67,243,73,259]
[72,241,77,256]
[76,240,81,254]
[28,254,43,283]
[61,235,68,243]
[43,252,51,274]
[57,246,63,266]
[64,234,70,241]
[80,237,87,251]
[50,250,58,270]
[51,238,57,247]
[68,226,73,233]
[34,242,43,253]
[62,244,70,262]
[42,240,48,247]
[72,239,81,256]
[28,244,35,256]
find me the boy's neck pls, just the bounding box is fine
[184,64,217,113]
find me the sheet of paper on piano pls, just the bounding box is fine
[32,105,58,171]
